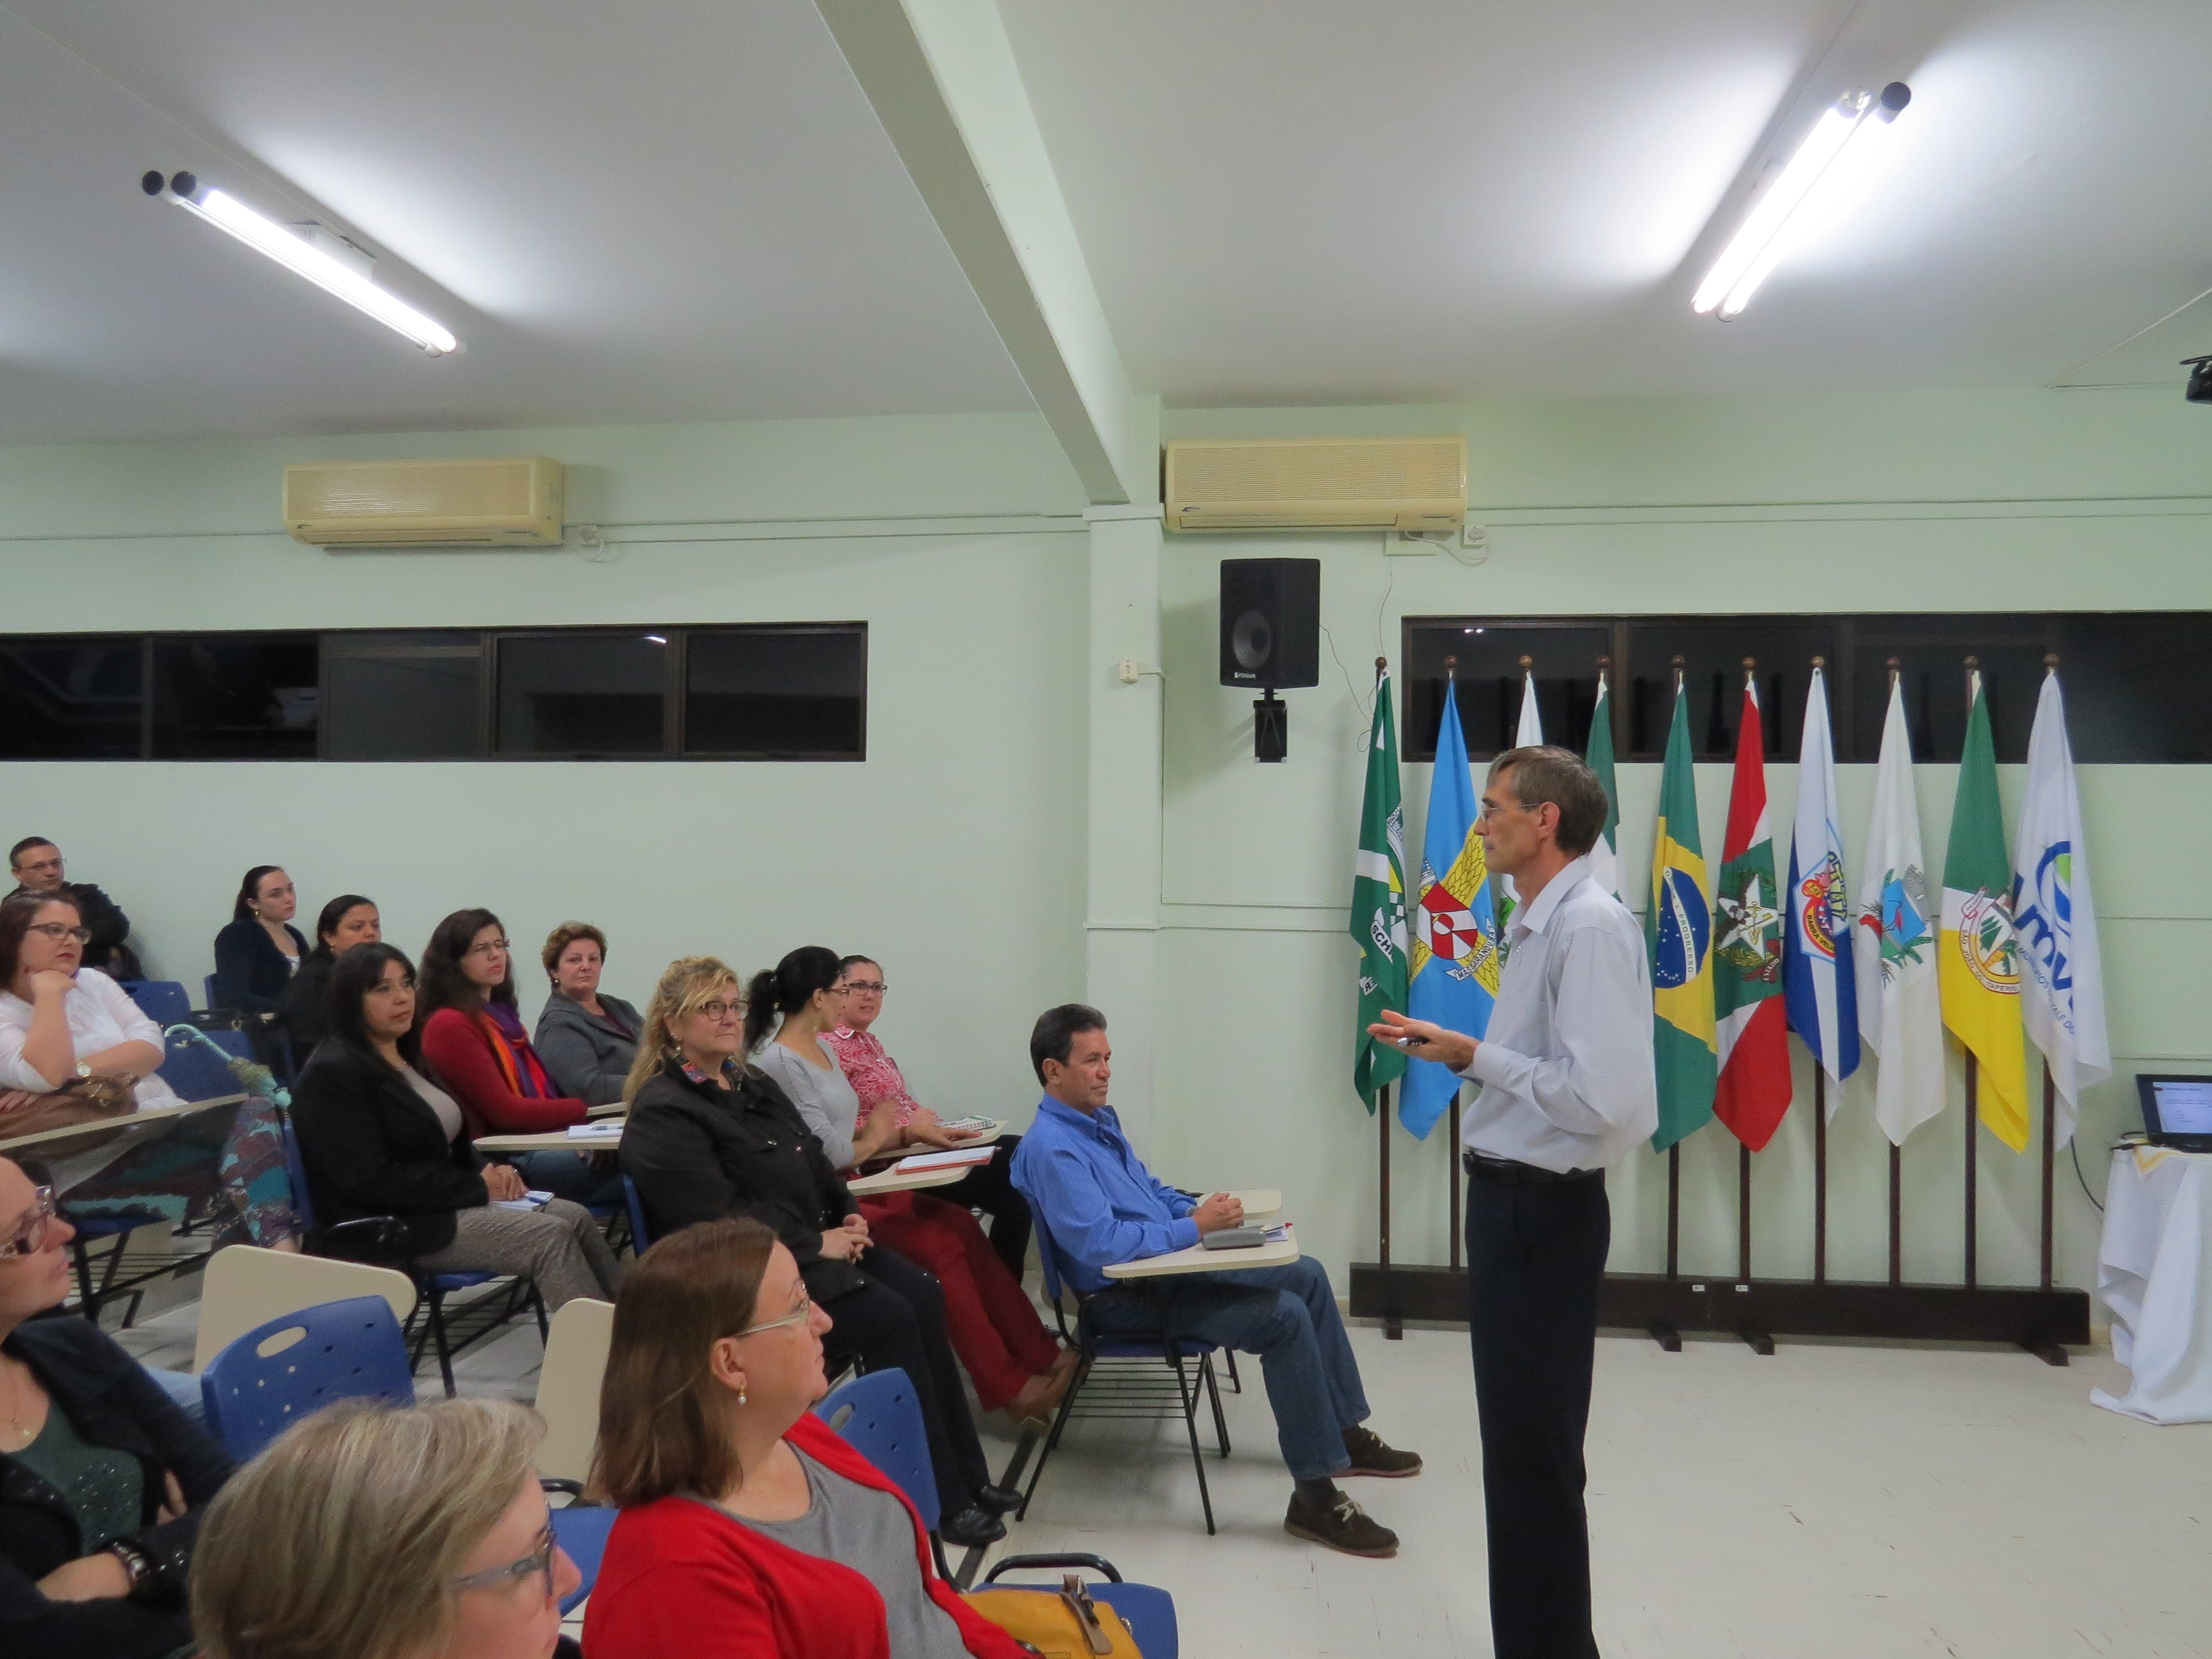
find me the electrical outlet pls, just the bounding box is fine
[1117,658,1141,684]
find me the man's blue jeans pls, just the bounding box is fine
[1082,1258,1369,1480]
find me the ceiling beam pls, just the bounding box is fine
[812,0,1150,505]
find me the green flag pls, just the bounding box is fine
[1584,670,1623,899]
[1939,671,2028,1149]
[1648,683,1718,1149]
[1350,670,1409,1113]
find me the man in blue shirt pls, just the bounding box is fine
[1011,1004,1420,1557]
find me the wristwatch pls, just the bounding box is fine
[74,1061,92,1081]
[107,1538,153,1599]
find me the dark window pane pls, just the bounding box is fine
[325,634,482,759]
[1624,619,1838,761]
[685,627,866,758]
[497,634,666,756]
[2057,614,2212,762]
[1846,616,2053,764]
[1402,620,1608,761]
[0,637,143,758]
[151,634,319,759]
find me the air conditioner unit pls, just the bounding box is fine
[1164,436,1465,533]
[283,456,566,547]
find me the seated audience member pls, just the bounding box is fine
[6,838,139,982]
[585,1217,1026,1659]
[211,867,307,1016]
[280,894,379,1058]
[0,1152,235,1659]
[415,909,617,1208]
[619,957,1015,1547]
[290,942,620,1312]
[825,953,1031,1276]
[0,892,296,1248]
[191,1396,581,1659]
[755,948,1070,1434]
[531,922,640,1106]
[1013,1003,1422,1558]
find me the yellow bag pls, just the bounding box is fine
[963,1573,1143,1658]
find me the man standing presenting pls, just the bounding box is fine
[8,837,139,980]
[1371,745,1655,1659]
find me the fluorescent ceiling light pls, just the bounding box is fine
[149,170,457,354]
[1691,82,1911,320]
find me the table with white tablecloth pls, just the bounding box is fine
[2093,1144,2212,1423]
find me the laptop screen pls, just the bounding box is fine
[2147,1077,2212,1136]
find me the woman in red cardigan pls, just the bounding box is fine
[415,908,617,1207]
[584,1217,1029,1659]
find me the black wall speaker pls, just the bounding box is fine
[1218,557,1321,690]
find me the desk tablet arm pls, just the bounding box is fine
[984,1553,1124,1584]
[317,1215,413,1262]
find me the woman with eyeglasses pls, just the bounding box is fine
[585,1217,1026,1659]
[210,866,307,1018]
[757,949,1068,1436]
[619,958,1018,1550]
[290,943,620,1312]
[416,909,618,1210]
[0,891,298,1249]
[191,1396,582,1659]
[0,1151,236,1659]
[280,894,380,1060]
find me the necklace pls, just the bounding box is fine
[0,1359,38,1451]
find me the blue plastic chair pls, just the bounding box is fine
[813,1365,963,1581]
[620,1175,654,1254]
[121,980,192,1026]
[980,1554,1180,1659]
[549,1504,614,1614]
[200,1295,416,1460]
[204,975,222,1011]
[155,1027,245,1103]
[1018,1194,1227,1534]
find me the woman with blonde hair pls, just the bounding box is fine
[617,958,1015,1549]
[190,1396,582,1659]
[585,1216,1025,1659]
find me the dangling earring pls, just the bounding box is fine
[737,1387,748,1406]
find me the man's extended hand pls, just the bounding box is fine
[1191,1192,1245,1235]
[1366,1009,1478,1072]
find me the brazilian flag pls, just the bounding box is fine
[1648,684,1717,1149]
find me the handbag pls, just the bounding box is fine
[1,1076,142,1161]
[963,1574,1142,1658]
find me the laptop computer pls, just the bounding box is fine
[2136,1074,2212,1153]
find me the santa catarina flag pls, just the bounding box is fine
[1350,670,1410,1114]
[1402,682,1500,1139]
[1584,670,1624,901]
[1781,665,1860,1095]
[1712,676,1792,1150]
[1498,670,1546,931]
[1648,683,1717,1150]
[1940,671,2030,1151]
[2011,667,2109,1149]
[1854,676,1945,1146]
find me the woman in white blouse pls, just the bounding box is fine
[0,890,298,1245]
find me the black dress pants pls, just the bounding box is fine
[933,1134,1030,1276]
[1464,1169,1610,1659]
[818,1244,992,1515]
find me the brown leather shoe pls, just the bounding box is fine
[1284,1488,1399,1558]
[1338,1424,1423,1478]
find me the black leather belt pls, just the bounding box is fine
[1461,1151,1598,1186]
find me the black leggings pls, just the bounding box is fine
[818,1244,992,1515]
[932,1134,1029,1277]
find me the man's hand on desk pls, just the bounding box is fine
[1191,1192,1245,1235]
[1366,1010,1478,1072]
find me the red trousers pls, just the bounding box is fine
[860,1193,1061,1411]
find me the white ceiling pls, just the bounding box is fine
[3,0,2210,445]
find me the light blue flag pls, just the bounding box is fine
[1401,683,1500,1139]
[1781,665,1860,1093]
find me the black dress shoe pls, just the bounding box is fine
[974,1483,1023,1515]
[938,1505,1008,1548]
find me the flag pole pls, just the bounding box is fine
[1737,657,1756,1286]
[1444,654,1464,1277]
[1811,653,1829,1286]
[1961,656,1980,1293]
[1373,656,1399,1337]
[1665,651,1686,1283]
[2038,651,2060,1295]
[1886,657,1905,1288]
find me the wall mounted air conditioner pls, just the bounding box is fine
[283,456,566,547]
[1163,436,1465,533]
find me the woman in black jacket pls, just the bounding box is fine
[0,1152,233,1659]
[290,943,619,1311]
[210,865,309,1017]
[280,893,380,1059]
[618,954,1015,1549]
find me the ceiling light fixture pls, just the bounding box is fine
[144,170,457,354]
[1691,82,1911,320]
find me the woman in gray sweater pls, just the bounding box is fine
[533,923,642,1107]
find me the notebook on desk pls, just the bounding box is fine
[2138,1074,2212,1153]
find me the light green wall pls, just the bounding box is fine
[1147,388,2212,1302]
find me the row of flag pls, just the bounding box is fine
[1349,662,2110,1155]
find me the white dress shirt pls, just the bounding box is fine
[0,967,182,1109]
[1455,855,1657,1172]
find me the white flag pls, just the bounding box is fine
[1853,678,1945,1145]
[1500,672,1545,912]
[1782,666,1859,1097]
[2011,669,2109,1148]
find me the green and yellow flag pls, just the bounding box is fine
[1350,669,1409,1114]
[1648,681,1717,1150]
[1940,671,2029,1150]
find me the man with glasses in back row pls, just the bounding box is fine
[7,837,139,982]
[1371,745,1657,1659]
